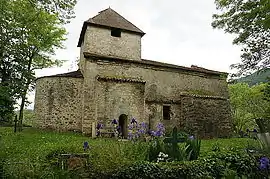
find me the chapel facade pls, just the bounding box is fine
[34,8,233,138]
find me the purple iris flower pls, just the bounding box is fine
[253,128,258,133]
[140,122,147,128]
[131,118,137,124]
[157,123,164,130]
[259,157,270,170]
[128,132,133,140]
[155,130,162,137]
[138,129,145,134]
[83,141,89,151]
[97,123,103,130]
[112,119,118,124]
[128,124,133,130]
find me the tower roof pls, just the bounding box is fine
[77,8,145,47]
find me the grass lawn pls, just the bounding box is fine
[0,127,258,178]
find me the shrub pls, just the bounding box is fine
[110,151,265,179]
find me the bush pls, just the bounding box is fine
[110,151,265,179]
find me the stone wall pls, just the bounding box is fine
[181,95,232,138]
[89,59,229,100]
[34,77,83,132]
[145,102,181,132]
[83,26,141,61]
[81,58,232,137]
[96,78,145,126]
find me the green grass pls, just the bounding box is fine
[0,127,258,178]
[0,127,148,178]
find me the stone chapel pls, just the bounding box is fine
[34,8,232,138]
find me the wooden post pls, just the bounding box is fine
[92,122,96,138]
[14,115,18,133]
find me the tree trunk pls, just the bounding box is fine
[18,92,26,132]
[255,118,266,133]
[18,54,33,131]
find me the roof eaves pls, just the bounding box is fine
[36,70,84,81]
[83,52,228,76]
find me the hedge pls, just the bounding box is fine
[99,151,268,179]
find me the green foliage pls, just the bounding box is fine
[212,0,270,75]
[163,127,186,161]
[0,127,262,178]
[185,138,201,160]
[0,86,14,124]
[235,68,270,86]
[147,138,165,162]
[112,151,261,179]
[0,0,77,129]
[112,161,165,179]
[229,83,270,133]
[148,128,201,162]
[211,142,221,152]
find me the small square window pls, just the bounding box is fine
[111,28,121,37]
[163,105,171,120]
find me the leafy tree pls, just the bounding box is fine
[229,83,270,133]
[229,83,256,133]
[212,0,270,76]
[0,0,76,129]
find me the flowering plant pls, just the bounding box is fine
[150,123,165,137]
[157,152,169,163]
[111,119,119,137]
[96,122,103,137]
[127,118,148,140]
[185,134,201,160]
[259,156,270,170]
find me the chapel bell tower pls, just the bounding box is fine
[77,7,145,67]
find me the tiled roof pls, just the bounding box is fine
[83,52,228,76]
[36,70,83,80]
[77,8,145,47]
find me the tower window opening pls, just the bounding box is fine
[111,28,121,37]
[163,105,171,120]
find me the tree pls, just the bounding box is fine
[229,83,256,133]
[0,0,76,129]
[212,0,270,76]
[229,83,270,133]
[0,0,22,123]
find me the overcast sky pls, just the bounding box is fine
[29,0,242,108]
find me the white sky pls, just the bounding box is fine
[28,0,242,109]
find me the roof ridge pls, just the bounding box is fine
[101,8,144,33]
[86,8,144,34]
[78,8,145,47]
[84,52,228,76]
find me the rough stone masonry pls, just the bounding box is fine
[34,7,233,138]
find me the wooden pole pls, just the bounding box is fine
[14,115,18,133]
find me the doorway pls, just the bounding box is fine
[119,114,128,138]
